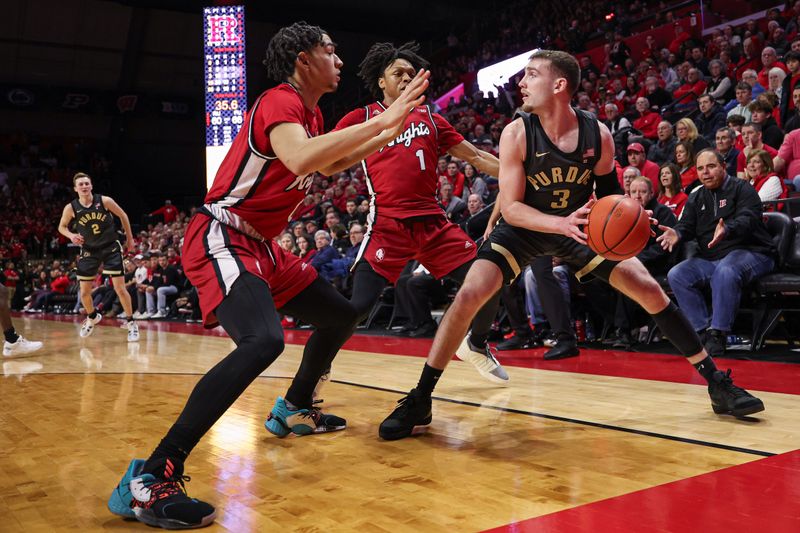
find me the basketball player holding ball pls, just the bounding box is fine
[379,50,764,441]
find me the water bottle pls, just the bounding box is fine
[575,319,586,342]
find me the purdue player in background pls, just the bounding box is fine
[58,172,139,342]
[379,50,764,440]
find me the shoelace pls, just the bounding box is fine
[717,369,748,397]
[392,393,417,417]
[147,475,192,502]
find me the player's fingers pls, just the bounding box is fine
[649,217,659,226]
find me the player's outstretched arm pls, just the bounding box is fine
[57,204,82,245]
[447,141,499,177]
[272,70,430,177]
[103,196,135,252]
[498,119,574,236]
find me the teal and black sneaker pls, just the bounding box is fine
[264,396,346,437]
[129,457,216,529]
[108,458,145,519]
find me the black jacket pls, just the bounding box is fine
[675,177,774,261]
[696,106,727,143]
[760,116,785,149]
[640,197,677,273]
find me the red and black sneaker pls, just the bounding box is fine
[129,458,216,529]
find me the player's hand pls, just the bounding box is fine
[562,198,595,245]
[708,218,727,248]
[656,225,679,252]
[378,69,430,130]
[125,238,135,253]
[71,234,84,245]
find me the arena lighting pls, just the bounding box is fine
[475,48,538,96]
[605,12,616,21]
[433,82,465,110]
[203,5,247,191]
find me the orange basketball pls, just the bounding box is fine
[586,195,651,261]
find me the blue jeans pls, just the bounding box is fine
[523,265,570,325]
[667,249,774,332]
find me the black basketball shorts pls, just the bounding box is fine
[477,220,619,284]
[77,241,124,280]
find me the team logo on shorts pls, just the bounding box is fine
[465,241,473,249]
[375,248,385,262]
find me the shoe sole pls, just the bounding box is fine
[134,508,217,529]
[379,416,433,440]
[712,401,765,418]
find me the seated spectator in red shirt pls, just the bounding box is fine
[668,24,691,55]
[673,68,708,104]
[626,142,660,190]
[736,123,779,178]
[657,163,689,217]
[296,234,316,264]
[758,47,788,89]
[444,160,465,198]
[632,97,661,140]
[744,149,787,211]
[151,200,178,224]
[675,141,700,192]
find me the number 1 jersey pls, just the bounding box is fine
[334,103,463,219]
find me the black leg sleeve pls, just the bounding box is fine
[532,256,573,337]
[279,277,359,408]
[148,273,284,465]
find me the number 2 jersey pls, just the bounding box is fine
[71,193,118,250]
[204,83,323,240]
[334,103,464,219]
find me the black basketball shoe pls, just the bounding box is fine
[379,388,432,440]
[708,369,765,417]
[129,457,216,529]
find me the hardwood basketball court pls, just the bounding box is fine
[2,314,799,532]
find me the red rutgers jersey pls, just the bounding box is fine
[334,103,464,219]
[205,83,323,240]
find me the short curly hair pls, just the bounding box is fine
[263,21,327,81]
[358,41,429,99]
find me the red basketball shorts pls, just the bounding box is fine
[182,213,317,327]
[355,214,477,283]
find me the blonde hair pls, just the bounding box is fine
[72,172,91,185]
[675,118,699,142]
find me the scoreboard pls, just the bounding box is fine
[203,5,247,190]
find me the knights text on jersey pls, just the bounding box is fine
[71,193,118,250]
[518,109,601,216]
[204,83,323,240]
[334,103,464,219]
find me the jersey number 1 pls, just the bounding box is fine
[415,149,426,171]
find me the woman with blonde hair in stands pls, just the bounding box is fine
[744,149,788,211]
[278,232,298,255]
[675,117,711,151]
[657,162,689,217]
[768,68,787,104]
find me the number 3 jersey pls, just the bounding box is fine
[204,83,323,240]
[517,109,601,216]
[334,103,463,219]
[71,194,118,250]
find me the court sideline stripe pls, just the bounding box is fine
[26,371,773,457]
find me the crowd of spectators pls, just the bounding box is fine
[4,3,800,355]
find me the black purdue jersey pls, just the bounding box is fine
[71,194,118,250]
[517,109,601,216]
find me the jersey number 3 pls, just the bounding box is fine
[551,189,570,209]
